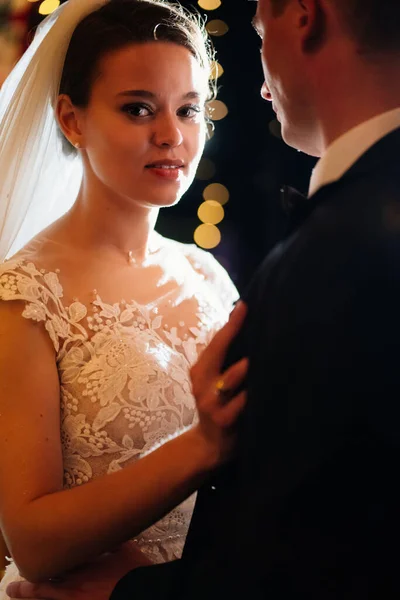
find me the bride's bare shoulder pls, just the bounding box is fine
[5,224,70,273]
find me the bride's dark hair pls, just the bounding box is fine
[59,0,215,153]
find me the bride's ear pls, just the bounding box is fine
[56,94,84,149]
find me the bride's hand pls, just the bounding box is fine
[190,301,248,465]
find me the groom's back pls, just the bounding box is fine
[181,128,400,599]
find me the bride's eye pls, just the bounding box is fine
[177,104,203,120]
[121,103,154,118]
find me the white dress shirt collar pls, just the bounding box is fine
[309,107,400,197]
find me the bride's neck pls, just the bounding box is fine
[52,184,160,262]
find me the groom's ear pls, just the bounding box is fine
[297,0,327,53]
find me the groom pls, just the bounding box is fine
[8,0,400,598]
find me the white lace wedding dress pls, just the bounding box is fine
[0,232,238,597]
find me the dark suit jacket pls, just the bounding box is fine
[112,128,400,600]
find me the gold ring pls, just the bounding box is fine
[215,378,232,401]
[215,378,226,393]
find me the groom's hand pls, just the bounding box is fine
[6,543,150,599]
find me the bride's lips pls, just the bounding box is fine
[145,159,185,181]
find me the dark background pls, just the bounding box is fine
[28,0,317,292]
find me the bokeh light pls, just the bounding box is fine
[210,61,224,81]
[206,20,229,37]
[206,121,215,140]
[196,158,217,180]
[198,200,225,225]
[208,100,229,121]
[194,224,221,249]
[203,183,230,206]
[198,0,222,10]
[39,0,60,15]
[269,119,283,140]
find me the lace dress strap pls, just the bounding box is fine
[0,258,87,358]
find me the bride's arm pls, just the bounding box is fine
[0,530,8,577]
[7,542,154,600]
[0,300,247,583]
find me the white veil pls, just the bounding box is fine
[0,0,110,261]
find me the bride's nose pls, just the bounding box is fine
[152,114,184,148]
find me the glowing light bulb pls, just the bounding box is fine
[198,0,221,10]
[206,20,229,37]
[198,201,225,225]
[203,183,230,206]
[194,224,221,249]
[39,0,60,15]
[208,100,228,121]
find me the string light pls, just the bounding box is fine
[206,122,215,140]
[203,183,230,205]
[198,200,225,225]
[196,158,216,180]
[194,0,228,251]
[194,224,221,249]
[269,119,282,139]
[197,0,222,10]
[208,99,229,121]
[206,20,229,37]
[210,61,224,81]
[38,0,60,15]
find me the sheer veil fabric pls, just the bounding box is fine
[0,0,110,261]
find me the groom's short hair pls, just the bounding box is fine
[270,0,400,54]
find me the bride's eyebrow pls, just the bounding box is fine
[116,91,203,101]
[182,92,202,102]
[117,90,157,99]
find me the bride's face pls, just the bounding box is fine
[69,41,208,209]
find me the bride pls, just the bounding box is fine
[0,1,247,597]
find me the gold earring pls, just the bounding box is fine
[74,142,81,149]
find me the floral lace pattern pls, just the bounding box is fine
[0,242,238,566]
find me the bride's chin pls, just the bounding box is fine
[136,195,183,210]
